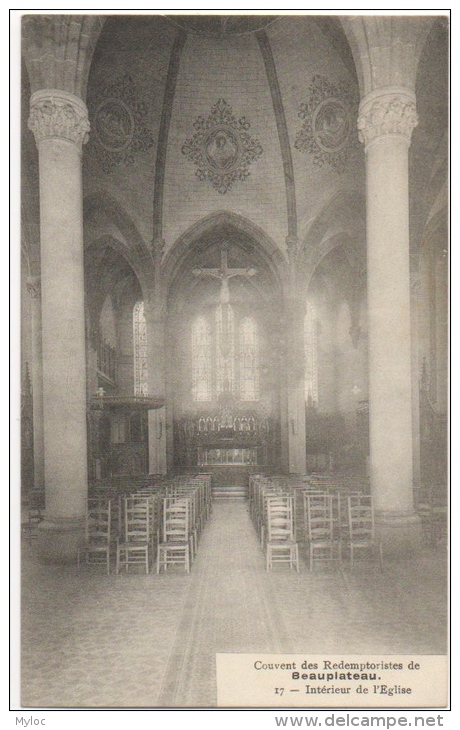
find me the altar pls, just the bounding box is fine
[197,446,257,466]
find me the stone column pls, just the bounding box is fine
[358,87,421,553]
[28,89,90,562]
[286,303,307,475]
[146,281,167,475]
[26,276,45,490]
[434,249,448,412]
[285,236,307,475]
[410,270,422,493]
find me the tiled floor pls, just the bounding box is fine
[20,501,447,709]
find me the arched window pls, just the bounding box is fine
[192,317,212,401]
[239,316,259,401]
[216,304,235,396]
[304,301,318,405]
[191,309,260,402]
[133,301,148,395]
[97,296,117,381]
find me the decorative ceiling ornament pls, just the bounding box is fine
[87,74,154,173]
[181,99,263,194]
[294,75,359,174]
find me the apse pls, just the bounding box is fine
[165,222,285,485]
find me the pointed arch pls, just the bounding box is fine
[84,192,155,300]
[162,210,288,295]
[297,191,366,289]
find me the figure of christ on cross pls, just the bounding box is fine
[192,247,258,385]
[192,248,257,305]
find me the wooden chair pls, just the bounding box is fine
[346,494,383,570]
[157,497,192,574]
[265,495,299,572]
[115,497,150,574]
[304,492,342,571]
[130,492,160,561]
[171,487,199,558]
[260,488,287,548]
[77,500,112,575]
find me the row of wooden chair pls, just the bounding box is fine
[77,475,212,575]
[249,475,383,571]
[302,492,383,571]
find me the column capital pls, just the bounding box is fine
[358,87,418,149]
[26,275,41,299]
[28,90,90,148]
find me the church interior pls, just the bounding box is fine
[19,13,448,709]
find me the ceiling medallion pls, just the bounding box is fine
[182,99,263,194]
[295,75,359,174]
[87,75,154,173]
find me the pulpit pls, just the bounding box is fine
[88,394,164,480]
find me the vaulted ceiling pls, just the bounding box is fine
[21,14,448,289]
[82,15,366,256]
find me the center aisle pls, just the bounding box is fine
[155,500,296,706]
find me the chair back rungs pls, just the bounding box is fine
[115,497,151,574]
[265,495,299,572]
[346,495,383,571]
[303,493,341,571]
[77,500,112,575]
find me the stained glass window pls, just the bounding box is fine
[133,301,148,395]
[304,301,318,405]
[191,308,260,402]
[216,304,235,396]
[239,316,259,401]
[192,317,212,401]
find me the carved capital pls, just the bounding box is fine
[26,275,41,299]
[358,88,418,148]
[28,90,90,148]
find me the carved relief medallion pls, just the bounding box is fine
[182,99,263,194]
[312,98,351,153]
[204,127,240,172]
[295,75,359,173]
[87,75,154,173]
[93,98,135,152]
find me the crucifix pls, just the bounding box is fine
[192,248,257,305]
[192,246,257,389]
